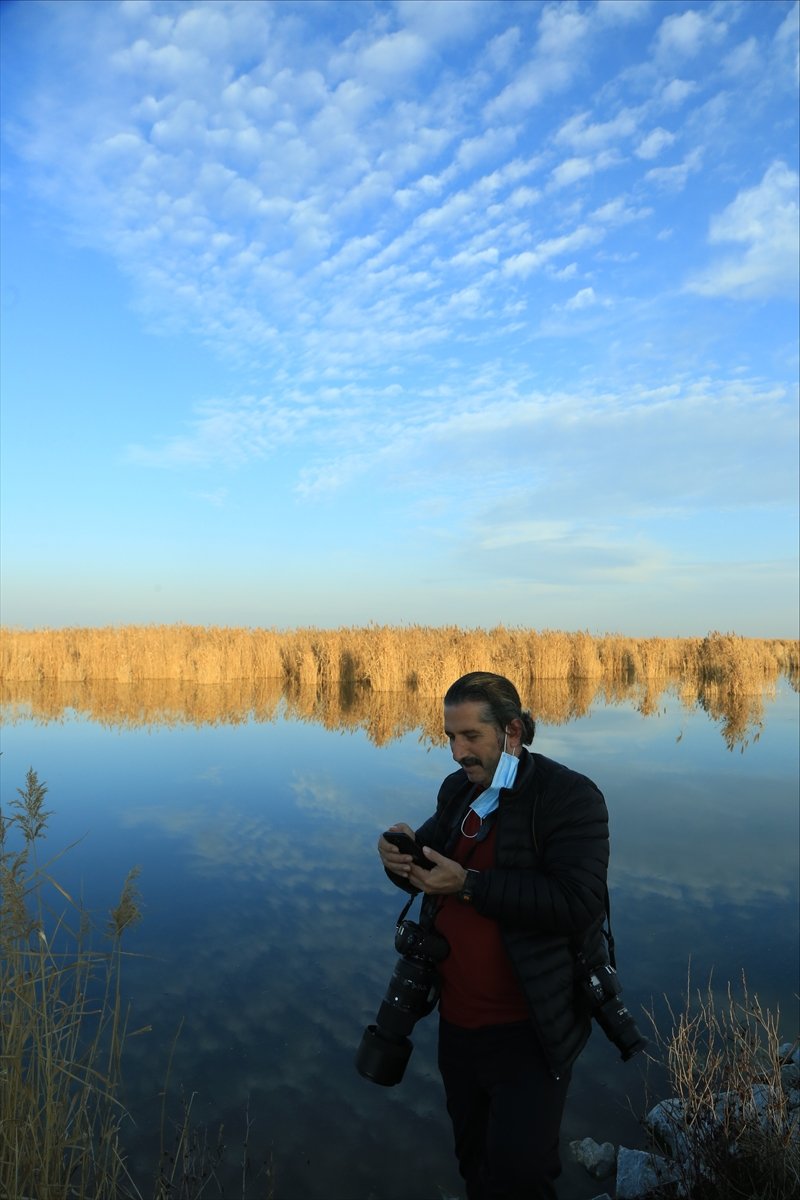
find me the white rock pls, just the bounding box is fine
[778,1042,799,1065]
[569,1136,616,1179]
[782,1062,800,1091]
[615,1146,681,1199]
[644,1096,691,1159]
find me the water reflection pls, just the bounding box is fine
[1,684,797,1200]
[0,670,784,748]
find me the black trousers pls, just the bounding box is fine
[437,1017,572,1200]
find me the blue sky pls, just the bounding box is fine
[1,0,797,636]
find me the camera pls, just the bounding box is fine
[355,919,449,1087]
[579,959,648,1061]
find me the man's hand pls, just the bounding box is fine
[378,822,418,878]
[408,846,468,895]
[378,827,468,895]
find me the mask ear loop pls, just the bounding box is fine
[505,727,522,758]
[460,810,481,838]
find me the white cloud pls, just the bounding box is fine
[591,196,652,225]
[127,394,322,468]
[722,36,761,79]
[774,3,799,84]
[484,25,521,71]
[549,155,594,189]
[396,0,491,45]
[503,224,604,277]
[548,149,621,191]
[686,160,800,300]
[654,8,727,60]
[547,284,615,318]
[455,124,520,171]
[436,379,798,520]
[508,185,540,208]
[659,77,699,108]
[644,146,703,191]
[555,107,641,152]
[564,286,600,310]
[485,4,591,119]
[281,372,798,528]
[450,245,500,269]
[173,5,233,55]
[635,126,676,160]
[358,30,431,84]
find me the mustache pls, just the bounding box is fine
[459,757,481,768]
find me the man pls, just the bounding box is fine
[378,671,609,1200]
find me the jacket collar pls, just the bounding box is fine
[510,746,535,793]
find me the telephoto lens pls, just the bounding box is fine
[583,963,648,1061]
[356,920,449,1086]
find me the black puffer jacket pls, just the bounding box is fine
[393,748,609,1076]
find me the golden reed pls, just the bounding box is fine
[1,625,796,748]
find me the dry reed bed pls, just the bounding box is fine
[2,625,797,691]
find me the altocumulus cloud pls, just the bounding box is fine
[686,161,800,300]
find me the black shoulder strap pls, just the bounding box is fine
[603,885,616,969]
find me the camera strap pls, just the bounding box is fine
[395,892,420,927]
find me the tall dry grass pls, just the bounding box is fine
[643,974,799,1200]
[0,769,144,1199]
[1,626,796,749]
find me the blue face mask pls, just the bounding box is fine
[461,733,519,836]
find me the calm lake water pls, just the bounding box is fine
[2,683,798,1200]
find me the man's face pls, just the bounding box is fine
[444,700,505,789]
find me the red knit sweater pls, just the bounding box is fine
[434,813,530,1028]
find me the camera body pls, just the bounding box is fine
[394,918,449,961]
[356,919,449,1087]
[578,958,648,1061]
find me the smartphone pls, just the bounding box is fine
[382,830,434,870]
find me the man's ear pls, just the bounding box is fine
[505,717,524,749]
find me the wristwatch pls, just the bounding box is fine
[457,869,480,904]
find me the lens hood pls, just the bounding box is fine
[356,1024,413,1087]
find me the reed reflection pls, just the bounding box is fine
[0,670,785,749]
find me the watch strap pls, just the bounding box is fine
[458,868,480,904]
